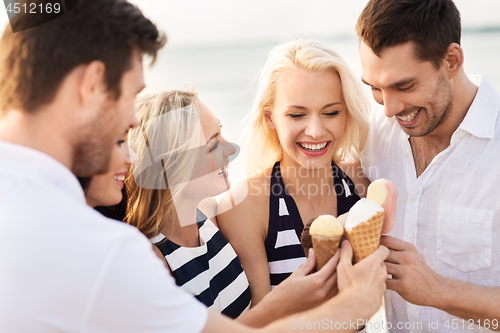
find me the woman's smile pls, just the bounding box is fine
[297,141,331,156]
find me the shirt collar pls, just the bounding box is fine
[0,140,86,203]
[458,76,500,139]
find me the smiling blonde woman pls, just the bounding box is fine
[124,90,351,327]
[218,39,372,305]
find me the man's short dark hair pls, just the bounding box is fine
[0,0,166,113]
[356,0,461,69]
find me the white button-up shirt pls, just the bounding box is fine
[0,141,207,332]
[362,77,500,333]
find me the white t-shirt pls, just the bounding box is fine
[0,141,208,333]
[361,76,500,332]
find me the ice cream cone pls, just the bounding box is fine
[308,215,344,270]
[311,235,342,270]
[345,210,384,263]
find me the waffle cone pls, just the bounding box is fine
[311,235,342,270]
[346,211,384,263]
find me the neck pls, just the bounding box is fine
[0,108,74,169]
[161,195,201,247]
[174,196,200,228]
[279,157,334,202]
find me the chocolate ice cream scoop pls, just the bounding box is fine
[300,218,314,257]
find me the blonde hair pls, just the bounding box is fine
[125,90,201,239]
[242,39,370,177]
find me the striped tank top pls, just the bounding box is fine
[152,219,251,318]
[265,161,360,288]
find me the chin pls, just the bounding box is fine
[103,195,123,207]
[403,127,426,137]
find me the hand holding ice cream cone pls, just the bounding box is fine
[301,179,397,266]
[336,240,389,320]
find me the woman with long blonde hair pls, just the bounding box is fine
[125,90,342,326]
[218,39,371,305]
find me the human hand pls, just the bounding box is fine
[265,248,340,316]
[337,240,389,316]
[381,235,442,306]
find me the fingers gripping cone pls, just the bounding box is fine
[345,198,384,264]
[308,215,343,270]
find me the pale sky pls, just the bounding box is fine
[125,0,500,47]
[1,1,499,45]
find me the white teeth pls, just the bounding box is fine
[300,142,328,151]
[114,175,125,181]
[398,110,419,122]
[218,167,227,176]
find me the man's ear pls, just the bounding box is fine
[78,60,107,108]
[443,43,464,79]
[264,110,275,129]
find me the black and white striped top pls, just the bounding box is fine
[265,161,360,288]
[152,219,251,318]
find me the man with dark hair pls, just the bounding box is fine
[0,1,390,332]
[357,0,500,331]
[0,0,165,177]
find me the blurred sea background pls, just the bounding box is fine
[132,0,500,184]
[1,0,499,184]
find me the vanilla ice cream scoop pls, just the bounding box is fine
[345,198,384,232]
[308,215,344,270]
[310,215,344,237]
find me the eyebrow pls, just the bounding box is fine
[206,121,222,144]
[361,77,416,89]
[286,102,342,110]
[361,78,372,87]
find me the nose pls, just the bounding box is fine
[128,146,139,165]
[304,115,326,138]
[221,138,237,158]
[382,91,405,118]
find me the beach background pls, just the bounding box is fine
[1,0,498,184]
[0,2,499,330]
[131,0,500,185]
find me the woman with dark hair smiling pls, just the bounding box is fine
[79,130,138,211]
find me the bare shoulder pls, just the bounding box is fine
[337,160,370,198]
[218,168,272,217]
[217,168,272,238]
[217,169,274,305]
